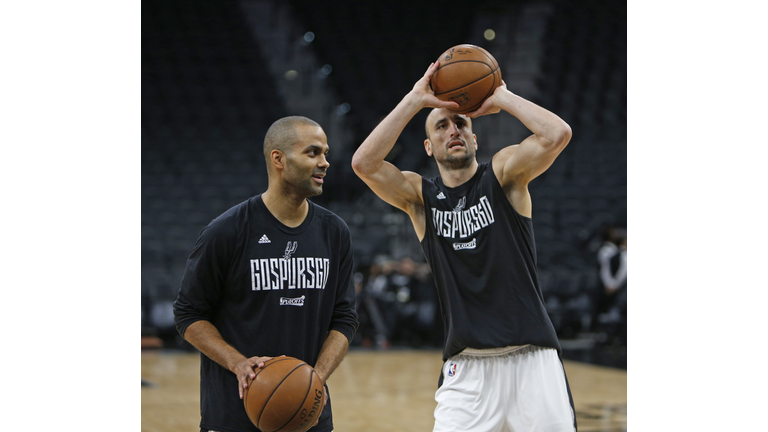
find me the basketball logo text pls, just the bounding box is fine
[279,296,305,306]
[250,256,330,291]
[448,91,471,106]
[452,238,477,251]
[299,388,324,428]
[432,195,495,239]
[250,241,329,291]
[448,363,457,377]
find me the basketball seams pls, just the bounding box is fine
[471,46,499,69]
[434,65,500,96]
[438,74,498,113]
[432,44,501,113]
[460,69,501,113]
[448,44,498,69]
[254,360,309,431]
[245,357,295,419]
[271,367,316,432]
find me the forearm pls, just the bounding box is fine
[352,93,423,175]
[496,90,571,147]
[183,320,247,373]
[313,330,350,383]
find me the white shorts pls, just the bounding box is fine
[433,346,576,432]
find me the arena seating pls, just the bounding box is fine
[142,0,626,350]
[142,0,285,337]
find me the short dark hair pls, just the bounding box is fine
[263,116,321,161]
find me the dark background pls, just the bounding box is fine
[142,0,627,368]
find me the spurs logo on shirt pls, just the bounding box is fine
[432,196,495,239]
[454,196,466,213]
[250,241,330,291]
[283,241,298,260]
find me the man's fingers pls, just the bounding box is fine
[423,61,441,82]
[250,356,273,369]
[441,101,460,110]
[465,108,484,118]
[425,61,437,76]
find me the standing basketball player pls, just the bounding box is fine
[352,62,577,431]
[174,116,359,432]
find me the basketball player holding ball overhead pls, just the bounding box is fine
[352,47,578,431]
[174,116,359,432]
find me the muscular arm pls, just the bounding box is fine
[351,92,424,214]
[183,320,272,399]
[352,62,458,239]
[467,84,572,217]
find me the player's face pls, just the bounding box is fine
[283,125,330,197]
[425,109,477,170]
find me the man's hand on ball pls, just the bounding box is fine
[466,80,508,118]
[411,62,460,110]
[235,355,273,399]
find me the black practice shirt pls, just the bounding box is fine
[173,195,359,432]
[420,162,560,361]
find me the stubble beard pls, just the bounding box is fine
[284,166,323,199]
[299,176,323,198]
[440,146,475,170]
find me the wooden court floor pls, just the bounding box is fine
[142,349,626,432]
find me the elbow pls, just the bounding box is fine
[351,154,363,175]
[351,153,371,179]
[556,121,572,148]
[541,120,572,152]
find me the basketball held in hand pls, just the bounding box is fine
[243,357,326,432]
[431,44,503,114]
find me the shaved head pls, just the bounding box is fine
[264,116,322,162]
[425,108,472,140]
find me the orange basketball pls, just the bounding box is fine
[243,357,325,432]
[431,44,502,114]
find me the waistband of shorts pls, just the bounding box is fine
[455,344,551,359]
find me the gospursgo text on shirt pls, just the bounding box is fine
[431,196,496,239]
[250,256,331,290]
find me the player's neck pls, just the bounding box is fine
[438,159,479,188]
[261,189,309,228]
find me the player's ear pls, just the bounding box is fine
[424,139,433,156]
[473,134,478,149]
[271,149,285,170]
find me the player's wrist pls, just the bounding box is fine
[399,91,429,115]
[403,91,426,110]
[314,368,328,384]
[227,352,249,374]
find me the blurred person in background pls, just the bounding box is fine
[386,257,440,347]
[173,116,359,432]
[591,233,627,335]
[354,262,391,349]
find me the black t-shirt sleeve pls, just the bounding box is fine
[173,216,237,338]
[328,222,359,343]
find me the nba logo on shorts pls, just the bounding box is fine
[447,363,457,377]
